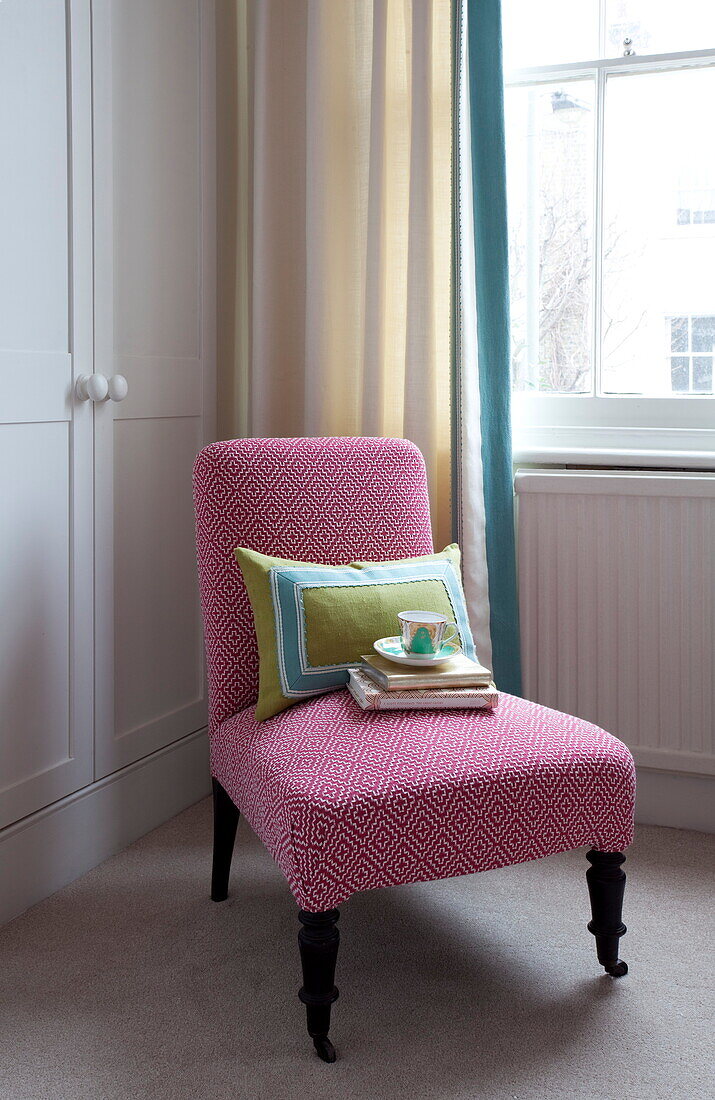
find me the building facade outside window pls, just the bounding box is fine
[669,316,715,394]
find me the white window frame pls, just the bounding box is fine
[507,43,715,466]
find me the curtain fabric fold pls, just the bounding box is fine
[242,0,452,547]
[222,0,521,690]
[454,0,522,693]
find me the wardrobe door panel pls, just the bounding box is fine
[110,5,200,360]
[0,1,68,352]
[112,417,204,743]
[0,0,94,828]
[93,0,214,777]
[0,426,70,821]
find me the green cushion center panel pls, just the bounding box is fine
[302,579,456,667]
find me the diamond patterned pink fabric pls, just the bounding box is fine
[212,691,635,912]
[194,437,635,913]
[193,437,434,731]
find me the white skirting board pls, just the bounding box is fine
[635,767,714,833]
[0,729,210,928]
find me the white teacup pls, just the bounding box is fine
[398,610,459,656]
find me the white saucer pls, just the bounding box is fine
[373,636,462,667]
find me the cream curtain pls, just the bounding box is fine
[221,0,453,546]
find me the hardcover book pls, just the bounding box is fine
[360,652,492,691]
[348,668,499,712]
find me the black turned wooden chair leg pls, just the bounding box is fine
[298,909,340,1063]
[586,849,628,977]
[211,778,240,902]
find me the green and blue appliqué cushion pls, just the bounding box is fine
[233,543,476,721]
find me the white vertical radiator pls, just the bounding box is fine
[515,470,715,778]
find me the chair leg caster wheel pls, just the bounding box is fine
[605,960,628,977]
[313,1036,336,1063]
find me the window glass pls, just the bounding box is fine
[670,357,689,391]
[601,68,715,394]
[670,317,688,352]
[502,1,599,71]
[693,357,712,392]
[605,0,715,58]
[502,0,715,447]
[505,81,595,393]
[503,0,715,71]
[692,316,715,353]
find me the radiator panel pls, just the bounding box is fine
[516,471,715,776]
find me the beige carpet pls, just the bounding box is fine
[1,799,713,1100]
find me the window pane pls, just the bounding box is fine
[605,0,715,58]
[693,357,713,392]
[503,0,715,69]
[670,317,688,352]
[670,358,689,391]
[506,81,595,393]
[502,1,598,71]
[691,316,715,353]
[602,68,715,394]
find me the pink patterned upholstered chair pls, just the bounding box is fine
[193,437,635,1063]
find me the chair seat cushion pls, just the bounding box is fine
[211,690,636,912]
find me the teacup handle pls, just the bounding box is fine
[443,622,459,647]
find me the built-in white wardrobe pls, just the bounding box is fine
[1,0,215,923]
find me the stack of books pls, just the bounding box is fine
[347,653,498,712]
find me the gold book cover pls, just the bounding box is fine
[360,652,493,691]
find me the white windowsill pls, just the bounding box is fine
[512,400,715,469]
[513,445,715,470]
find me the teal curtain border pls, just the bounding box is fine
[465,0,522,695]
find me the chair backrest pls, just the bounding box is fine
[193,437,434,732]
